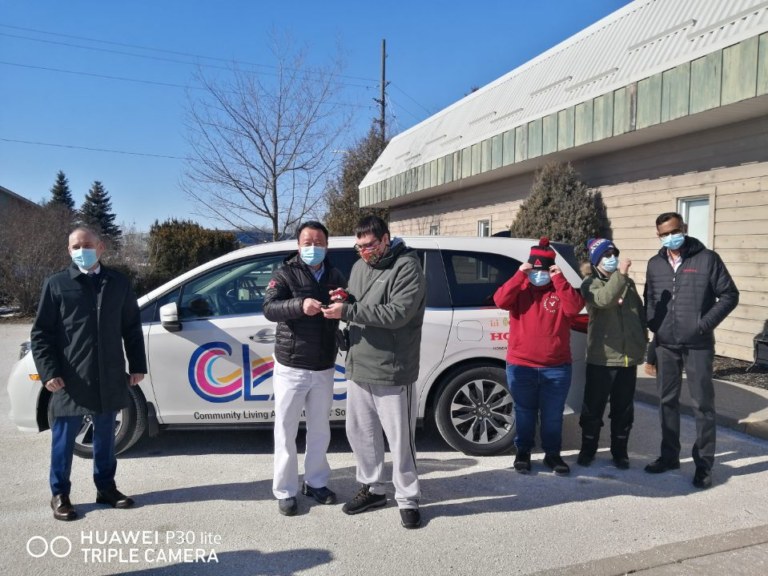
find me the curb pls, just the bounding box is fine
[635,378,768,442]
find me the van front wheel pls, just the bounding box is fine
[434,366,516,456]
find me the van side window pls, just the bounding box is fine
[327,248,357,281]
[178,254,286,319]
[423,249,451,308]
[140,288,180,324]
[442,250,521,308]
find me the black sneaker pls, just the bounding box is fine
[644,457,680,474]
[513,451,531,474]
[692,466,713,489]
[278,497,297,516]
[543,453,570,476]
[342,485,387,515]
[400,508,421,529]
[301,482,337,504]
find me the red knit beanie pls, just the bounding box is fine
[528,237,556,270]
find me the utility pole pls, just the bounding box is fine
[374,38,389,150]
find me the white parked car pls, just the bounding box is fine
[7,236,587,457]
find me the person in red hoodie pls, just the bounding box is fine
[493,238,585,476]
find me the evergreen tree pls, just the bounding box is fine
[509,162,608,262]
[80,180,122,249]
[147,219,237,283]
[324,125,389,235]
[49,170,75,212]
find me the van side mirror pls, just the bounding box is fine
[159,302,182,332]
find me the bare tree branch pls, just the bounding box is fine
[183,34,350,240]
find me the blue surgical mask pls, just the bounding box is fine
[601,256,618,273]
[71,248,99,270]
[528,270,551,286]
[300,246,326,266]
[661,233,685,250]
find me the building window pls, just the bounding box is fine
[477,219,490,237]
[429,224,440,236]
[678,197,710,247]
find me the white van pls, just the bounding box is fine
[7,236,586,457]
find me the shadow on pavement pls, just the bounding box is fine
[121,420,456,459]
[120,549,333,576]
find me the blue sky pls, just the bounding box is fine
[0,0,632,232]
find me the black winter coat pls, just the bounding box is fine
[263,254,347,371]
[644,236,739,349]
[31,264,147,417]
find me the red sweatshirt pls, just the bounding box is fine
[493,270,585,367]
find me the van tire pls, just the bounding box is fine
[434,365,516,456]
[60,387,147,458]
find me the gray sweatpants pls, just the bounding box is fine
[345,380,420,509]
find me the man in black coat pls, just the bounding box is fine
[643,212,739,489]
[263,221,347,516]
[31,227,147,520]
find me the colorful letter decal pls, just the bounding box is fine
[188,341,346,403]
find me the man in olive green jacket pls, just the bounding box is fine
[578,238,646,469]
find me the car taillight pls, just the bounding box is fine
[571,313,588,334]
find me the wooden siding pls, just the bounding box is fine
[661,62,690,122]
[528,118,543,159]
[690,51,722,114]
[574,100,594,147]
[593,93,613,141]
[759,32,768,96]
[542,113,558,155]
[722,35,759,105]
[390,173,534,237]
[389,120,768,361]
[557,107,575,150]
[636,72,663,129]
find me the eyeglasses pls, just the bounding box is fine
[354,239,382,253]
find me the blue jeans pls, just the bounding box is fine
[50,412,118,496]
[506,364,572,454]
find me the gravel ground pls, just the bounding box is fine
[713,355,768,390]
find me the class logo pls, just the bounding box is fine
[188,342,346,403]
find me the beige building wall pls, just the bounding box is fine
[389,172,534,237]
[389,119,768,361]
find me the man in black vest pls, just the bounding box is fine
[263,221,347,517]
[31,227,147,520]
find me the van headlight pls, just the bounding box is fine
[19,341,31,360]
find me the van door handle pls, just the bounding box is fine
[249,329,275,343]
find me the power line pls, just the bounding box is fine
[0,23,434,127]
[0,60,198,91]
[0,25,378,87]
[0,137,186,160]
[389,83,435,116]
[0,60,377,110]
[386,93,421,127]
